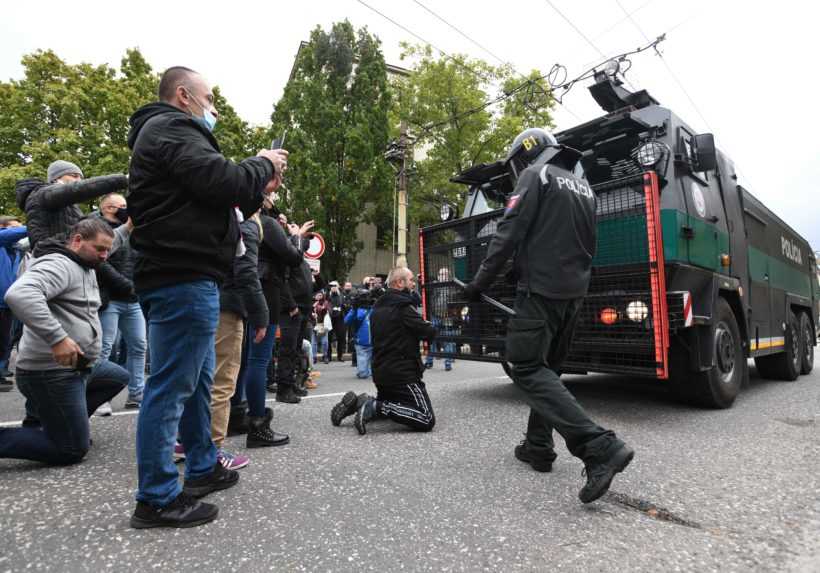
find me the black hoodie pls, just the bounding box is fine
[370,288,437,387]
[126,102,275,291]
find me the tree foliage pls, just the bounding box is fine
[270,21,393,280]
[0,49,257,216]
[393,45,556,227]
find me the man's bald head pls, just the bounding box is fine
[158,66,218,121]
[158,66,198,102]
[387,267,414,289]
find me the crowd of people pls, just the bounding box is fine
[0,65,634,531]
[0,65,449,530]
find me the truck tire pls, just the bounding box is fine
[754,310,801,381]
[679,298,744,409]
[799,312,814,375]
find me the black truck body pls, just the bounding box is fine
[418,74,818,408]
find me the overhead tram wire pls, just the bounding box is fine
[543,0,638,92]
[355,0,494,84]
[406,0,582,121]
[356,0,582,124]
[612,0,759,191]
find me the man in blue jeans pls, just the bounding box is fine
[126,66,287,529]
[0,219,120,465]
[94,192,146,410]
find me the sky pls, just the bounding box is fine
[3,0,819,250]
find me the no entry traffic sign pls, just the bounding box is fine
[304,233,325,260]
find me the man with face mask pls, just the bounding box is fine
[92,193,146,411]
[126,66,288,529]
[0,219,124,465]
[331,267,438,435]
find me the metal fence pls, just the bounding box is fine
[419,171,669,378]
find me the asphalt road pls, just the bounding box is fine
[0,359,818,572]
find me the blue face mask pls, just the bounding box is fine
[186,90,217,132]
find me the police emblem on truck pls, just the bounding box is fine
[781,236,803,264]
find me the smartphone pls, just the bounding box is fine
[271,130,287,150]
[76,353,92,370]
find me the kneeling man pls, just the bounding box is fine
[331,267,437,434]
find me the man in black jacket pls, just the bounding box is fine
[126,66,287,529]
[331,267,437,435]
[463,128,633,504]
[274,219,315,403]
[327,281,346,362]
[93,193,146,412]
[15,160,128,251]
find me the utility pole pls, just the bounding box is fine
[396,121,409,268]
[385,122,411,268]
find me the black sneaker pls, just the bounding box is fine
[182,461,240,499]
[266,382,277,394]
[124,396,141,409]
[22,415,41,428]
[514,440,555,473]
[130,492,218,529]
[330,391,359,426]
[276,387,301,404]
[579,444,635,504]
[353,396,376,435]
[0,378,12,392]
[294,385,308,397]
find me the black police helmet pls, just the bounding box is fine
[505,128,558,177]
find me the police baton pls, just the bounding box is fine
[452,278,516,316]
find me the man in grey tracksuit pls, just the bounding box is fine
[0,219,125,465]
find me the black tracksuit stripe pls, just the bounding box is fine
[377,382,435,431]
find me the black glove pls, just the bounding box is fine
[463,282,482,302]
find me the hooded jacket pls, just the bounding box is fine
[220,217,268,329]
[126,102,275,291]
[91,212,137,309]
[257,213,303,321]
[370,288,437,387]
[0,226,28,309]
[15,175,128,250]
[5,238,103,371]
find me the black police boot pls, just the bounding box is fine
[578,443,635,503]
[514,440,556,473]
[247,407,290,448]
[183,462,240,499]
[276,385,301,404]
[330,391,359,426]
[226,401,249,437]
[353,395,377,435]
[130,492,218,529]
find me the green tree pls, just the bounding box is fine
[269,21,393,280]
[0,49,259,216]
[393,45,555,227]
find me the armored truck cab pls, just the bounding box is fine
[419,73,818,408]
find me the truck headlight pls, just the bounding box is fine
[626,301,649,322]
[440,204,456,222]
[636,141,665,167]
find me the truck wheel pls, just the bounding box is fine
[799,312,814,375]
[689,298,744,409]
[753,310,800,381]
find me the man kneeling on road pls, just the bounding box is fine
[0,219,122,465]
[331,267,437,435]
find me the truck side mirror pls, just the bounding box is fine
[693,133,717,172]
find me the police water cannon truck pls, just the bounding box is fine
[418,69,818,408]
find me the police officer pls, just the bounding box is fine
[463,128,634,504]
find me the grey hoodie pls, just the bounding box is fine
[5,243,102,371]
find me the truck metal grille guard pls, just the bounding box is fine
[419,171,669,378]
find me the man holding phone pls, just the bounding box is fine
[0,218,119,465]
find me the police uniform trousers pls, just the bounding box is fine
[375,381,435,432]
[506,292,620,464]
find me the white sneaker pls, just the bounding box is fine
[94,402,113,417]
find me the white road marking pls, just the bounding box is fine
[0,392,349,427]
